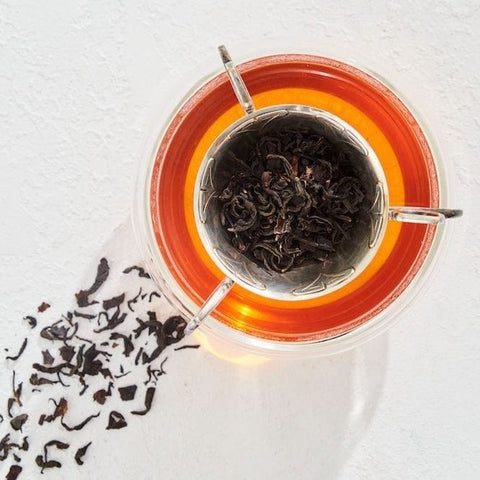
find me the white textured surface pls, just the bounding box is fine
[1,1,479,479]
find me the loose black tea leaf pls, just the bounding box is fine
[93,382,113,405]
[30,373,58,386]
[159,357,168,375]
[0,434,29,462]
[35,440,69,473]
[163,316,187,345]
[127,288,143,312]
[38,302,51,313]
[106,411,127,430]
[60,412,99,431]
[102,293,125,310]
[74,442,92,465]
[118,385,137,401]
[39,397,68,425]
[174,344,201,351]
[131,387,156,416]
[6,338,28,361]
[41,350,54,365]
[93,389,108,405]
[20,437,29,451]
[123,265,150,278]
[23,316,37,328]
[73,310,96,320]
[8,372,23,416]
[44,439,69,458]
[109,332,134,357]
[59,345,75,362]
[6,465,22,480]
[32,362,71,375]
[7,399,15,418]
[148,291,161,302]
[75,258,109,307]
[144,363,166,385]
[94,309,126,333]
[134,347,143,366]
[100,368,113,379]
[40,321,77,341]
[114,369,131,379]
[0,434,11,461]
[35,455,61,473]
[10,414,28,432]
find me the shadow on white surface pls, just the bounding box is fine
[0,219,388,480]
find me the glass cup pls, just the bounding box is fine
[133,47,462,356]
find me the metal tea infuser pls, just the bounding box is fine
[185,46,462,335]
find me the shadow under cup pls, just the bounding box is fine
[144,54,441,350]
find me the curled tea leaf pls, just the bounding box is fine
[75,442,92,466]
[131,387,156,416]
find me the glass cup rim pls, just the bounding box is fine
[132,51,449,357]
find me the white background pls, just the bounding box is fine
[1,1,479,478]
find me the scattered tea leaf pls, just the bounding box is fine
[122,265,150,278]
[30,373,58,386]
[44,439,69,458]
[39,397,68,425]
[75,258,109,307]
[6,465,22,480]
[38,302,51,313]
[74,442,92,465]
[109,332,134,357]
[35,455,61,473]
[127,288,143,312]
[61,412,100,431]
[174,344,201,351]
[164,316,187,345]
[106,411,127,430]
[102,293,125,310]
[59,345,75,363]
[94,309,127,333]
[118,385,137,401]
[23,316,37,328]
[93,382,113,405]
[131,387,156,416]
[73,310,96,319]
[148,291,161,302]
[6,338,28,361]
[10,414,28,432]
[41,350,54,365]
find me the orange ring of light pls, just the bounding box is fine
[150,55,438,341]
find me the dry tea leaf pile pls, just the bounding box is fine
[219,125,368,273]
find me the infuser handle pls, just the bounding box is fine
[388,207,463,224]
[185,277,235,335]
[219,45,255,115]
